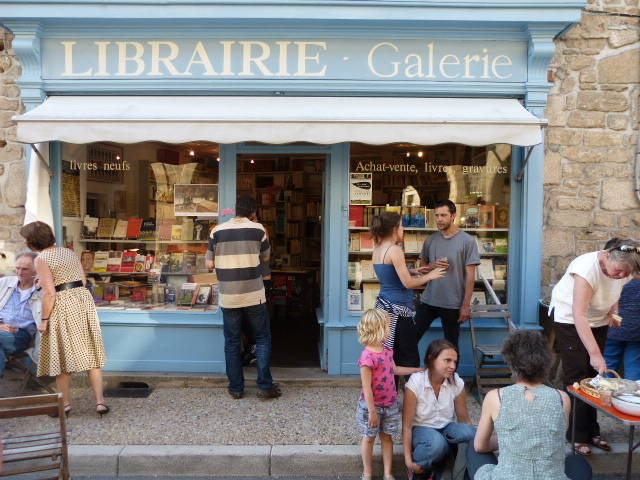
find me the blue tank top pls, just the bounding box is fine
[374,263,414,308]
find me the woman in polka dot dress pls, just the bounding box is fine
[20,221,109,417]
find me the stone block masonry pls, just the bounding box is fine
[0,29,28,268]
[543,0,640,298]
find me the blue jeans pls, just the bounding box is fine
[0,328,33,376]
[412,422,476,468]
[222,303,274,393]
[604,337,640,381]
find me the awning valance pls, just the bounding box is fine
[14,96,545,146]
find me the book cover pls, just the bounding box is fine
[97,218,116,238]
[359,260,376,280]
[194,284,211,306]
[134,254,146,272]
[171,225,183,241]
[177,282,198,306]
[195,254,207,272]
[113,219,129,238]
[132,286,147,302]
[494,264,507,280]
[183,252,197,272]
[347,289,362,311]
[103,284,119,302]
[126,217,143,239]
[349,205,365,227]
[92,284,104,303]
[349,232,361,252]
[107,251,123,272]
[471,291,487,306]
[139,218,157,240]
[348,261,361,283]
[158,218,175,241]
[93,251,109,272]
[476,258,495,280]
[479,205,495,229]
[404,233,418,254]
[145,255,155,272]
[193,219,210,241]
[181,219,194,241]
[362,283,380,311]
[209,283,219,306]
[120,251,137,273]
[169,252,184,272]
[80,251,95,273]
[359,232,374,252]
[494,237,508,254]
[82,216,99,238]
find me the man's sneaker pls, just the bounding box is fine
[228,389,244,400]
[256,383,281,400]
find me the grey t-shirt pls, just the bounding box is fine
[419,230,481,309]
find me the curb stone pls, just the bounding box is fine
[69,443,639,477]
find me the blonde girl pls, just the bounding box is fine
[356,308,423,480]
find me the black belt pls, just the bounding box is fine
[55,280,84,292]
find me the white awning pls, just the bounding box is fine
[14,96,545,146]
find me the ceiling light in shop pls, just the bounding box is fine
[250,159,255,164]
[406,152,410,158]
[216,157,220,162]
[116,155,121,160]
[417,151,423,158]
[189,150,195,156]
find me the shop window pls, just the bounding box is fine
[347,143,511,312]
[61,141,220,311]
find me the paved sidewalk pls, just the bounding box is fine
[1,368,639,477]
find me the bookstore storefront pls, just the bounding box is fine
[5,1,584,375]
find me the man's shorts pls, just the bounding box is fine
[356,398,401,437]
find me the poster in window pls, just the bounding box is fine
[174,184,219,217]
[349,173,372,205]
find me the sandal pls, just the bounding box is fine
[49,403,72,418]
[574,443,592,456]
[590,435,611,452]
[96,403,110,417]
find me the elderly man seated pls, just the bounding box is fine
[0,252,42,377]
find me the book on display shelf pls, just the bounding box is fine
[494,264,507,280]
[80,251,95,272]
[177,283,198,306]
[120,251,137,273]
[139,218,157,240]
[349,205,365,227]
[348,289,363,311]
[82,216,99,238]
[97,218,117,238]
[126,217,143,239]
[134,254,147,272]
[158,218,175,241]
[349,233,361,252]
[494,237,508,254]
[171,224,183,241]
[103,284,119,302]
[471,291,487,306]
[194,284,211,307]
[93,251,109,272]
[359,260,376,281]
[113,219,128,238]
[476,258,495,280]
[359,233,374,252]
[362,283,380,312]
[209,283,219,307]
[106,251,123,272]
[181,219,194,241]
[193,219,210,241]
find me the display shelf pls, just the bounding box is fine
[79,239,209,244]
[89,271,213,276]
[348,227,509,232]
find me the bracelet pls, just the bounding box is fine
[41,318,49,321]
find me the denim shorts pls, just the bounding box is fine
[356,398,401,437]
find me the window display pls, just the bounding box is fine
[347,143,511,311]
[62,141,220,311]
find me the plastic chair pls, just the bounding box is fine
[0,393,70,480]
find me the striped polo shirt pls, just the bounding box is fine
[209,216,271,309]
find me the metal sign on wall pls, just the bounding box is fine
[41,37,527,83]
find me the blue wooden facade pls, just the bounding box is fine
[2,0,586,375]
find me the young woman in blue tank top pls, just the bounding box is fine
[371,212,445,370]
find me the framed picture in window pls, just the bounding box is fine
[478,205,495,229]
[174,184,218,217]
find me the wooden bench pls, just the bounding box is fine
[0,393,70,480]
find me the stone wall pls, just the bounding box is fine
[543,0,640,296]
[0,29,27,264]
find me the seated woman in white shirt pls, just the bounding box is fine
[403,339,476,479]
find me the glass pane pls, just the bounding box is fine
[61,141,220,311]
[347,143,511,312]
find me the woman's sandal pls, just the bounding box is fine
[96,403,110,417]
[574,443,592,456]
[590,435,612,452]
[49,403,72,418]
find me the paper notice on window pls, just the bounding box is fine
[349,173,372,205]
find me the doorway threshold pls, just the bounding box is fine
[90,368,360,389]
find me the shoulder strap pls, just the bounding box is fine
[555,388,564,406]
[497,387,503,404]
[382,244,394,263]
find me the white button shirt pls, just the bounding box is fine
[405,370,465,429]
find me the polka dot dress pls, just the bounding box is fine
[37,247,106,377]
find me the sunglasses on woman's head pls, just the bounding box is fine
[611,245,640,253]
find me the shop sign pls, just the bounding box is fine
[356,161,508,175]
[41,37,526,82]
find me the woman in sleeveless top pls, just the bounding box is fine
[370,212,444,369]
[466,331,591,480]
[20,221,109,417]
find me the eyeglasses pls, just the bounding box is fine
[611,245,640,254]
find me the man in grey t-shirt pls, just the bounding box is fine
[416,200,480,349]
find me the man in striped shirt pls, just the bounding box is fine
[206,196,281,400]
